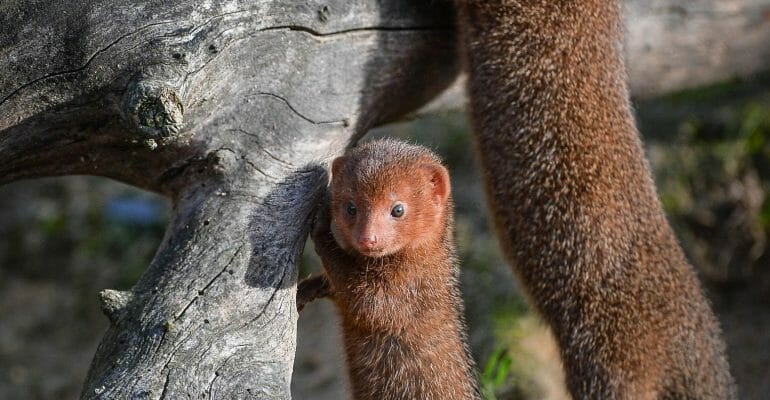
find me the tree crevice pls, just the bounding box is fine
[0,20,175,108]
[229,129,297,169]
[256,24,454,38]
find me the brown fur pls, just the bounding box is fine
[455,1,735,398]
[304,139,480,400]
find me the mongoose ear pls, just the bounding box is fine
[422,164,451,205]
[331,156,346,178]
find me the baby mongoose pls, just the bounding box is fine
[456,0,735,398]
[298,138,480,400]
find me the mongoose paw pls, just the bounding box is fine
[311,194,335,250]
[296,274,333,312]
[313,188,329,229]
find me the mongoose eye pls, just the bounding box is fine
[391,203,404,218]
[346,202,357,216]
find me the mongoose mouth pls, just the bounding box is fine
[356,247,390,258]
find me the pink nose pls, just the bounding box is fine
[357,236,377,250]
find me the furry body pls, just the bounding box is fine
[455,1,735,398]
[306,139,480,400]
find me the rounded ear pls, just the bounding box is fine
[421,164,451,205]
[331,156,346,178]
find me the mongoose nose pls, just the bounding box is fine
[357,236,377,250]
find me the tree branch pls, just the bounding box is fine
[0,1,457,398]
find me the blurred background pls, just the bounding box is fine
[2,75,770,399]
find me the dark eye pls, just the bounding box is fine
[346,202,357,216]
[391,203,404,218]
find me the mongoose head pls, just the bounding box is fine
[328,139,451,258]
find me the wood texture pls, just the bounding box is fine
[626,0,770,97]
[0,1,457,398]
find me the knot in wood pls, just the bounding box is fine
[124,80,184,139]
[99,289,134,325]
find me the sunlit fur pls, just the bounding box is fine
[330,141,448,258]
[312,139,480,400]
[456,1,735,399]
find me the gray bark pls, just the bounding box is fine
[0,0,457,398]
[1,0,768,398]
[625,0,770,97]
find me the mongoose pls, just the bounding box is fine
[299,139,480,400]
[455,1,735,398]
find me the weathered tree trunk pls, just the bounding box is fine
[0,1,457,398]
[1,0,768,398]
[626,0,770,97]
